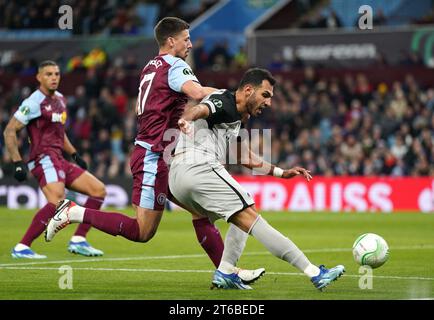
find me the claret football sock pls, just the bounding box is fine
[74,196,105,237]
[20,203,56,246]
[192,218,224,268]
[83,209,140,241]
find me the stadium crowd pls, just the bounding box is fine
[1,53,433,179]
[0,0,217,35]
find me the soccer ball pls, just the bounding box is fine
[352,233,389,268]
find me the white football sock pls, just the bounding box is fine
[70,235,86,243]
[218,224,248,274]
[15,243,30,251]
[303,264,321,278]
[249,215,313,274]
[69,204,85,223]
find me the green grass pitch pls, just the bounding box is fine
[0,207,433,300]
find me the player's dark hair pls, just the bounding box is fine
[238,68,276,89]
[154,17,190,47]
[38,60,58,71]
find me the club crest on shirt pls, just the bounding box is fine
[58,170,65,179]
[157,193,167,205]
[212,99,223,108]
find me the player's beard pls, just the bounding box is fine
[246,93,259,116]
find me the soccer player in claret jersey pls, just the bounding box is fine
[3,60,106,259]
[45,17,264,284]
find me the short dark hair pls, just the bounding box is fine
[38,60,58,71]
[154,17,190,47]
[238,68,276,89]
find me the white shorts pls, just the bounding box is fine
[169,162,254,223]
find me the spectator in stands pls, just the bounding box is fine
[83,47,107,69]
[399,50,424,66]
[1,52,433,178]
[291,51,305,69]
[192,38,209,71]
[325,9,342,29]
[208,41,232,71]
[413,7,434,25]
[124,54,139,71]
[373,8,387,26]
[232,45,248,71]
[268,53,286,72]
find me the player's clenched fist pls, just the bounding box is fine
[178,118,193,136]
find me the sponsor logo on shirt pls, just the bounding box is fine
[51,111,67,124]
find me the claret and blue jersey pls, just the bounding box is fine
[134,53,199,153]
[13,89,67,161]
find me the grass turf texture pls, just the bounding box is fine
[0,207,433,300]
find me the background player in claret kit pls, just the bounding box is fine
[170,68,345,290]
[3,60,106,259]
[45,17,264,283]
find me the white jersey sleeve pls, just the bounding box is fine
[167,58,199,93]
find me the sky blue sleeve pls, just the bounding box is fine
[168,59,199,93]
[13,98,41,125]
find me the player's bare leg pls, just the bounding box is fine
[67,171,106,256]
[134,205,163,242]
[12,182,64,259]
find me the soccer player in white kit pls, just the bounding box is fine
[169,68,345,290]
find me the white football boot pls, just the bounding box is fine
[235,267,266,285]
[45,199,76,242]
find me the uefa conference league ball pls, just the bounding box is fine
[352,233,389,268]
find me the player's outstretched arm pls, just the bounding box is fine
[238,140,312,182]
[181,80,217,101]
[238,139,272,175]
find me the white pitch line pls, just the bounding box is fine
[1,266,433,281]
[1,244,433,267]
[0,254,207,267]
